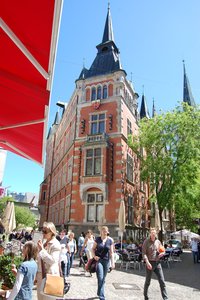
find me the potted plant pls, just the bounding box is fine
[0,254,22,289]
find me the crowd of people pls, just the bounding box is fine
[0,223,116,300]
[0,224,199,300]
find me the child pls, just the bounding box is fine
[4,241,38,300]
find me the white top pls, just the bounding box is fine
[86,237,94,251]
[190,240,198,252]
[68,239,76,253]
[7,272,23,300]
[59,247,68,263]
[38,237,61,275]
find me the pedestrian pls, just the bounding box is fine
[3,241,38,300]
[81,229,95,261]
[78,232,85,266]
[190,238,199,263]
[92,226,115,300]
[68,232,77,271]
[60,229,70,277]
[36,222,61,300]
[142,227,168,300]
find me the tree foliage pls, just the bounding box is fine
[0,197,14,218]
[15,206,36,228]
[128,103,200,234]
[0,197,36,230]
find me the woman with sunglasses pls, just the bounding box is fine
[36,222,61,300]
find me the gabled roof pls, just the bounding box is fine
[183,61,196,106]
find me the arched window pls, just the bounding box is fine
[97,86,102,99]
[103,85,107,99]
[91,87,96,101]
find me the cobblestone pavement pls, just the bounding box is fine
[33,250,200,299]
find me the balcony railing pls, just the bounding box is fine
[86,132,109,143]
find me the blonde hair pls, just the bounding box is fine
[43,222,57,236]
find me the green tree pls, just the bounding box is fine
[15,206,36,228]
[0,197,15,218]
[128,103,200,238]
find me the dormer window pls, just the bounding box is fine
[102,46,108,52]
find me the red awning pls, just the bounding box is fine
[0,0,63,164]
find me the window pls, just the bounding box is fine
[91,87,96,101]
[127,154,133,182]
[85,148,101,176]
[91,113,105,134]
[42,191,46,201]
[127,195,133,224]
[103,85,107,99]
[127,118,133,135]
[87,193,104,222]
[97,86,102,99]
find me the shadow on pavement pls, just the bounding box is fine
[65,298,98,300]
[115,251,200,291]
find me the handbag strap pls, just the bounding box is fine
[41,258,46,279]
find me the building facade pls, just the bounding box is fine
[39,8,150,240]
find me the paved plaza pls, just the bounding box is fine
[33,250,200,299]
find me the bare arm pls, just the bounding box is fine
[80,237,88,255]
[110,243,115,269]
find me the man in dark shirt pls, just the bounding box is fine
[142,227,168,300]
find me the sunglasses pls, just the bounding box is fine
[42,229,50,234]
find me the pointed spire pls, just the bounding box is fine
[102,3,114,43]
[152,98,156,117]
[140,89,150,119]
[183,60,196,106]
[77,5,124,80]
[53,111,60,126]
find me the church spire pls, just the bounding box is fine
[77,5,124,80]
[140,90,150,119]
[102,4,114,43]
[183,60,196,106]
[152,98,156,117]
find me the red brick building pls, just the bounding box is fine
[39,8,150,240]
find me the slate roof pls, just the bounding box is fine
[77,7,123,80]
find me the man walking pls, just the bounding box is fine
[142,227,168,300]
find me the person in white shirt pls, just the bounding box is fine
[68,232,77,271]
[190,238,199,263]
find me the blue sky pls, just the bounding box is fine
[3,0,200,194]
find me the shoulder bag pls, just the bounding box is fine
[43,274,64,297]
